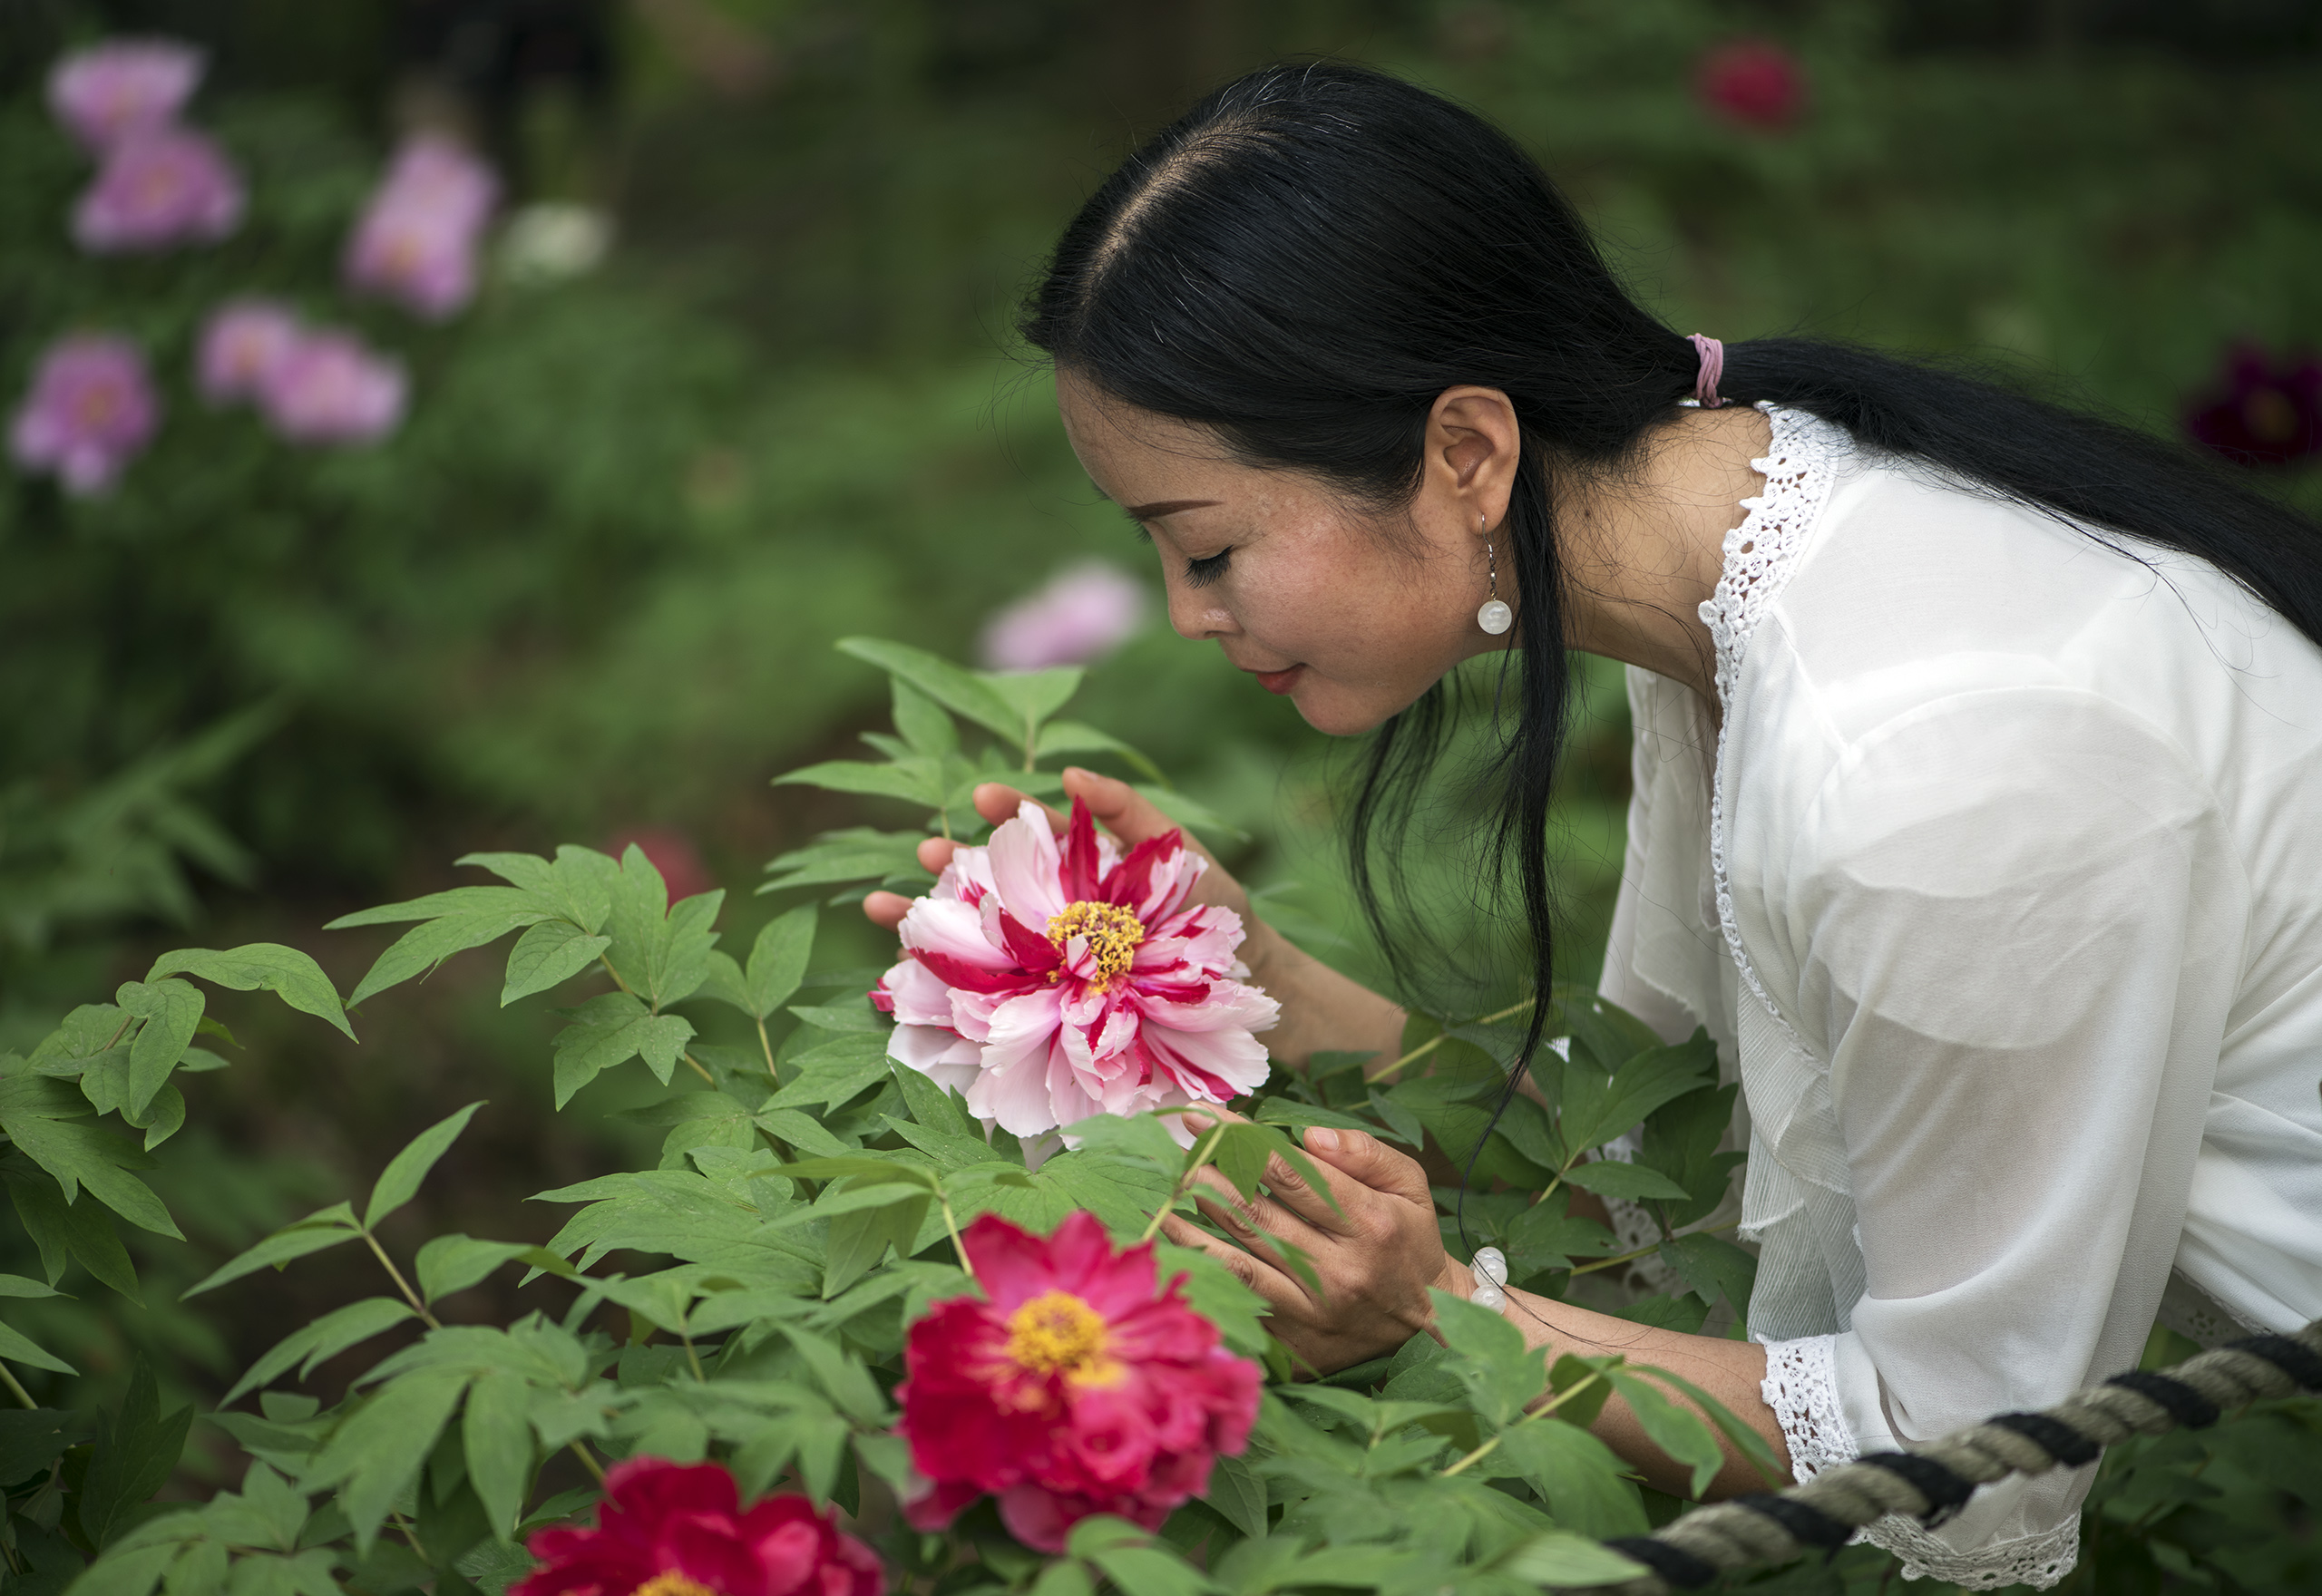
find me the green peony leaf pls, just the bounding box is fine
[113,978,202,1118]
[1494,1530,1649,1586]
[143,944,355,1041]
[307,1364,475,1552]
[499,920,611,1007]
[366,1101,486,1230]
[837,637,1020,742]
[224,1297,419,1407]
[1561,1160,1691,1202]
[184,1205,360,1297]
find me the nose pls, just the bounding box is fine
[1165,579,1234,642]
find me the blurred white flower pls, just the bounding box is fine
[978,560,1147,672]
[499,201,615,287]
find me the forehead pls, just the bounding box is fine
[1055,370,1241,494]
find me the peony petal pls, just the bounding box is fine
[888,1023,982,1098]
[900,896,1010,969]
[984,802,1068,925]
[1061,797,1103,902]
[879,958,960,1026]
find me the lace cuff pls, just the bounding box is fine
[1761,1336,2083,1591]
[1868,1515,2080,1591]
[1760,1333,1853,1479]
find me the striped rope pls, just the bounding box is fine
[1576,1319,2322,1594]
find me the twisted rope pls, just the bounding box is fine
[1576,1320,2322,1594]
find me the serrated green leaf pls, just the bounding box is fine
[307,1365,474,1552]
[463,1367,535,1541]
[416,1235,575,1304]
[114,978,202,1118]
[224,1297,418,1406]
[835,637,1020,741]
[775,759,946,807]
[4,1167,139,1296]
[499,922,610,1007]
[3,1114,181,1238]
[184,1207,359,1297]
[348,910,552,1007]
[890,676,960,759]
[758,829,926,895]
[742,906,815,1019]
[1657,1232,1758,1318]
[1033,719,1166,783]
[366,1102,485,1230]
[1561,1160,1691,1202]
[551,994,696,1105]
[144,945,356,1041]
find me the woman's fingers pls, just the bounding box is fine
[1295,1126,1435,1211]
[972,783,1059,831]
[1060,767,1205,853]
[1158,1212,1307,1308]
[862,890,911,931]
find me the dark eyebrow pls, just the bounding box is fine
[1122,499,1220,521]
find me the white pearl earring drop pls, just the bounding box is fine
[1470,1245,1509,1309]
[1477,519,1513,636]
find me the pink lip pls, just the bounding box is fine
[1251,666,1303,695]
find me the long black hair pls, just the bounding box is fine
[1021,60,2322,1074]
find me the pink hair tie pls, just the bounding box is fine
[1689,333,1726,409]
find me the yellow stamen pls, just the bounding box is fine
[1046,900,1145,992]
[633,1574,715,1596]
[1005,1289,1123,1387]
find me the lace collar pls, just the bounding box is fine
[1700,403,1849,1032]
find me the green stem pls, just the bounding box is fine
[568,1439,608,1487]
[756,1017,778,1079]
[678,1330,706,1382]
[1137,1120,1231,1245]
[941,1190,975,1283]
[363,1230,444,1329]
[0,1361,36,1410]
[597,955,636,999]
[1367,998,1537,1084]
[1439,1371,1605,1477]
[681,1051,717,1086]
[1566,1220,1739,1279]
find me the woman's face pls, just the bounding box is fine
[1056,372,1505,736]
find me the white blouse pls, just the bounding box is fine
[1597,405,2322,1590]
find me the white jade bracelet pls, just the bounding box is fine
[1469,1246,1508,1309]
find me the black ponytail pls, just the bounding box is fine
[1021,60,2322,1075]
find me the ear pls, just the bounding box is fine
[1421,385,1520,535]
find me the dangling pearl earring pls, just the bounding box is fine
[1477,517,1513,636]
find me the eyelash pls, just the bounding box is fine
[1184,550,1233,588]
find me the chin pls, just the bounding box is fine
[1290,683,1406,738]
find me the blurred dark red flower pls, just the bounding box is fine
[2185,345,2322,468]
[608,826,716,903]
[515,1457,883,1596]
[896,1212,1261,1553]
[1695,39,1808,132]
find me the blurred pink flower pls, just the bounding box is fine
[2185,345,2321,468]
[978,561,1148,672]
[345,135,499,320]
[605,827,717,904]
[197,299,303,405]
[1695,40,1808,133]
[47,38,205,151]
[72,124,244,252]
[258,330,407,446]
[10,335,161,495]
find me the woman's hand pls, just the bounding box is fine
[1160,1113,1468,1373]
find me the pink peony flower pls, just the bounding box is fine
[197,299,303,405]
[1694,39,1809,133]
[2185,345,2322,468]
[898,1212,1262,1553]
[978,561,1149,672]
[257,330,407,446]
[47,38,205,151]
[872,796,1276,1138]
[71,124,244,252]
[514,1457,883,1596]
[344,134,499,320]
[10,334,161,494]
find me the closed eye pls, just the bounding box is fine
[1184,549,1233,588]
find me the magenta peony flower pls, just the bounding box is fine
[514,1457,883,1596]
[47,38,206,151]
[72,124,244,253]
[872,797,1276,1137]
[1694,39,1809,133]
[344,134,499,320]
[2185,345,2322,468]
[10,335,161,495]
[898,1212,1261,1553]
[978,561,1149,672]
[197,299,303,405]
[258,330,407,446]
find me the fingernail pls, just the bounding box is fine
[1304,1127,1339,1152]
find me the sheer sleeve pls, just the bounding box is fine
[1756,686,2245,1588]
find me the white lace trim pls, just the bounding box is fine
[1869,1515,2081,1591]
[1761,1333,1853,1481]
[1762,1336,2081,1589]
[1700,404,1844,1036]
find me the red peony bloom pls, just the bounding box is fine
[896,1212,1261,1553]
[516,1457,883,1596]
[1694,39,1808,132]
[2185,345,2322,468]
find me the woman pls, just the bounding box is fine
[864,63,2322,1589]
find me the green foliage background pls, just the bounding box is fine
[2,1,2318,1592]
